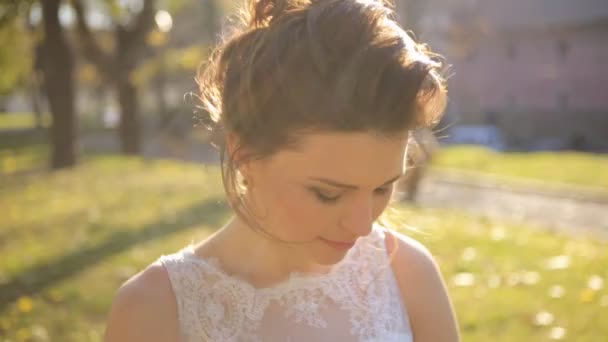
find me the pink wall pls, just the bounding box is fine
[448,24,608,114]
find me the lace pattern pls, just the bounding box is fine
[159,223,412,341]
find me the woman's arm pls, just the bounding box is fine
[104,262,180,342]
[385,229,460,342]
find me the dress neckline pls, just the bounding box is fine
[177,222,385,293]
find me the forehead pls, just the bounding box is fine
[264,131,408,183]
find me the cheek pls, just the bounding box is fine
[269,187,331,240]
[372,193,392,221]
[372,192,393,219]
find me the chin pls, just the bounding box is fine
[310,245,351,265]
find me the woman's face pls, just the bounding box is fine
[242,131,408,265]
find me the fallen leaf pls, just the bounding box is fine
[17,296,33,313]
[579,288,595,303]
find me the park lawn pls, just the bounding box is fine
[0,156,606,341]
[0,131,49,176]
[0,113,50,130]
[433,145,608,191]
[3,135,608,192]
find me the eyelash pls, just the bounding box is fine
[312,187,391,204]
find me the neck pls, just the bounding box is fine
[202,216,329,288]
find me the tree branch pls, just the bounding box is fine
[71,0,113,76]
[113,0,157,75]
[121,0,156,49]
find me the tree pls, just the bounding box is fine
[41,0,78,168]
[72,0,157,155]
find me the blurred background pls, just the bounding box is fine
[0,0,606,341]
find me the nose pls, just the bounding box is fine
[339,195,374,238]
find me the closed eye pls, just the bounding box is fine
[374,186,391,195]
[310,188,341,204]
[310,186,392,205]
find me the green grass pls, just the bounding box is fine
[385,206,607,342]
[1,156,606,341]
[0,113,51,130]
[433,145,608,191]
[0,157,227,341]
[0,130,49,175]
[0,124,111,176]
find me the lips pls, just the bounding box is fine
[320,238,356,250]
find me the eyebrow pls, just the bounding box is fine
[309,173,404,190]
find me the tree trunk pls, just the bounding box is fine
[30,74,44,129]
[72,0,156,156]
[111,3,155,156]
[94,84,106,126]
[41,0,77,169]
[117,77,140,154]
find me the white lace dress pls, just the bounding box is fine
[159,223,413,341]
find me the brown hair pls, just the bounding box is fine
[197,0,447,237]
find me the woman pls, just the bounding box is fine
[105,0,459,340]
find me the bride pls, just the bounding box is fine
[104,0,459,340]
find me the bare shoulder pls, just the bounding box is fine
[384,229,460,342]
[104,261,180,342]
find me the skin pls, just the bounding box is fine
[104,131,460,342]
